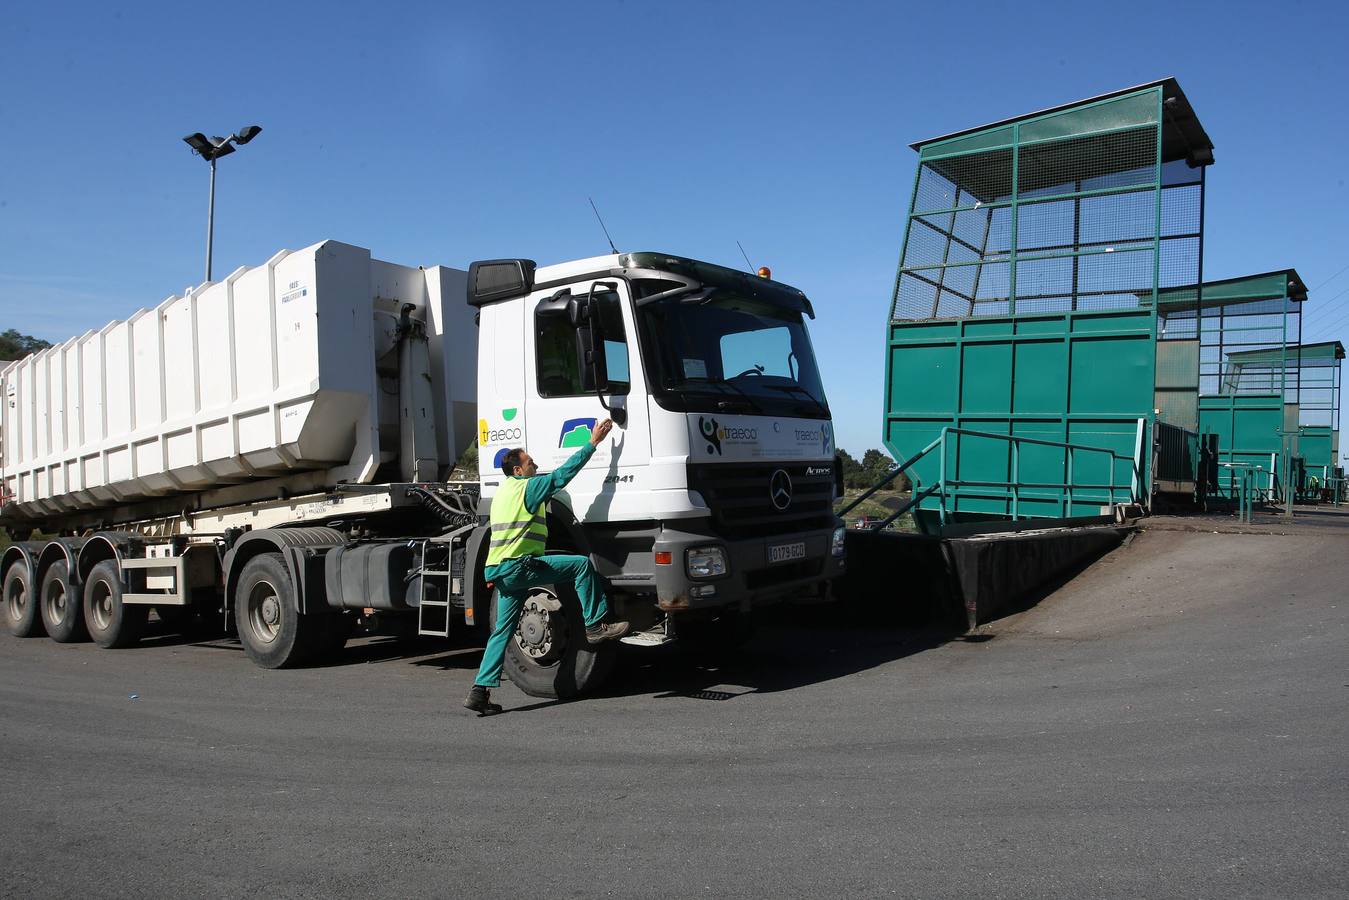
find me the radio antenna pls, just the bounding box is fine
[588,197,619,254]
[736,240,754,271]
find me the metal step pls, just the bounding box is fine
[619,617,675,648]
[418,597,451,637]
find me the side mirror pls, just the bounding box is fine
[583,282,624,426]
[567,295,589,329]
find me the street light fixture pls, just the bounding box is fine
[182,125,263,282]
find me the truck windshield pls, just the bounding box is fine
[637,290,830,419]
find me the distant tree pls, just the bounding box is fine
[448,441,479,481]
[0,329,52,362]
[839,447,909,492]
[837,448,865,489]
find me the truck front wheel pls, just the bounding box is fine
[3,563,44,638]
[41,560,88,643]
[494,585,615,699]
[234,553,321,669]
[83,560,147,649]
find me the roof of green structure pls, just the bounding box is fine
[1224,341,1346,367]
[910,77,1214,167]
[1156,269,1308,311]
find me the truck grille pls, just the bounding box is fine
[687,461,836,539]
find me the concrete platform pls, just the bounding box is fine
[1147,502,1349,537]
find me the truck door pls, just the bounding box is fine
[524,278,652,525]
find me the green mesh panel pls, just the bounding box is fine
[891,88,1195,324]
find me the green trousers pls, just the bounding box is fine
[473,553,609,688]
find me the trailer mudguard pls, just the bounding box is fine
[223,528,344,615]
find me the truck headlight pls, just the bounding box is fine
[831,526,846,558]
[686,546,727,578]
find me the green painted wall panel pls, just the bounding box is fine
[889,344,958,414]
[1015,318,1067,335]
[1299,426,1333,470]
[960,343,1013,413]
[1198,393,1283,497]
[1070,310,1153,334]
[962,320,1015,338]
[890,322,958,342]
[1069,335,1153,414]
[1013,341,1068,414]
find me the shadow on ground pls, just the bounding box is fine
[134,597,975,698]
[601,611,954,701]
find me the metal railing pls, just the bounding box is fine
[1219,462,1266,524]
[1327,475,1346,506]
[839,424,1144,533]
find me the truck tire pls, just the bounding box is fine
[40,560,88,643]
[4,563,44,638]
[494,584,615,699]
[82,560,148,649]
[233,552,321,669]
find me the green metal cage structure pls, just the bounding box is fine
[881,79,1214,532]
[1202,339,1342,500]
[1285,342,1343,496]
[1161,270,1307,500]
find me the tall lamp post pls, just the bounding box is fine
[182,126,263,282]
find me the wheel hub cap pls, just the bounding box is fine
[514,594,564,661]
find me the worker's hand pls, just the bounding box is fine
[590,418,614,446]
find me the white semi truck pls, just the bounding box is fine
[0,240,845,696]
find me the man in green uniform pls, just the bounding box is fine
[465,418,629,715]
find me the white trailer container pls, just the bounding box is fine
[1,240,476,524]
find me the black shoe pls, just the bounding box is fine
[463,685,503,716]
[585,621,630,644]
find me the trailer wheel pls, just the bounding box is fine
[40,560,88,643]
[82,560,148,649]
[494,585,615,699]
[3,563,44,638]
[233,552,320,669]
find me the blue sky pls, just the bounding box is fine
[3,0,1347,456]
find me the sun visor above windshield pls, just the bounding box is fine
[621,251,815,318]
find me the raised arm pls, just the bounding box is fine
[523,419,614,510]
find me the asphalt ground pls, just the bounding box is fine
[1,527,1346,898]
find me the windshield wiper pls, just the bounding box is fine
[673,376,766,414]
[707,377,766,414]
[763,383,829,415]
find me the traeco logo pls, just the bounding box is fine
[698,416,760,455]
[698,416,722,455]
[479,407,522,446]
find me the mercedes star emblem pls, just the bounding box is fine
[769,469,793,511]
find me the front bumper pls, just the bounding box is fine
[652,519,845,611]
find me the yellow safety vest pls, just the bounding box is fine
[485,478,548,567]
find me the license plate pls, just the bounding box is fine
[768,541,806,564]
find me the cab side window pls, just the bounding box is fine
[535,288,630,397]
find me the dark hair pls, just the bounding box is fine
[500,448,526,476]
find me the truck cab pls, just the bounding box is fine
[469,252,846,634]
